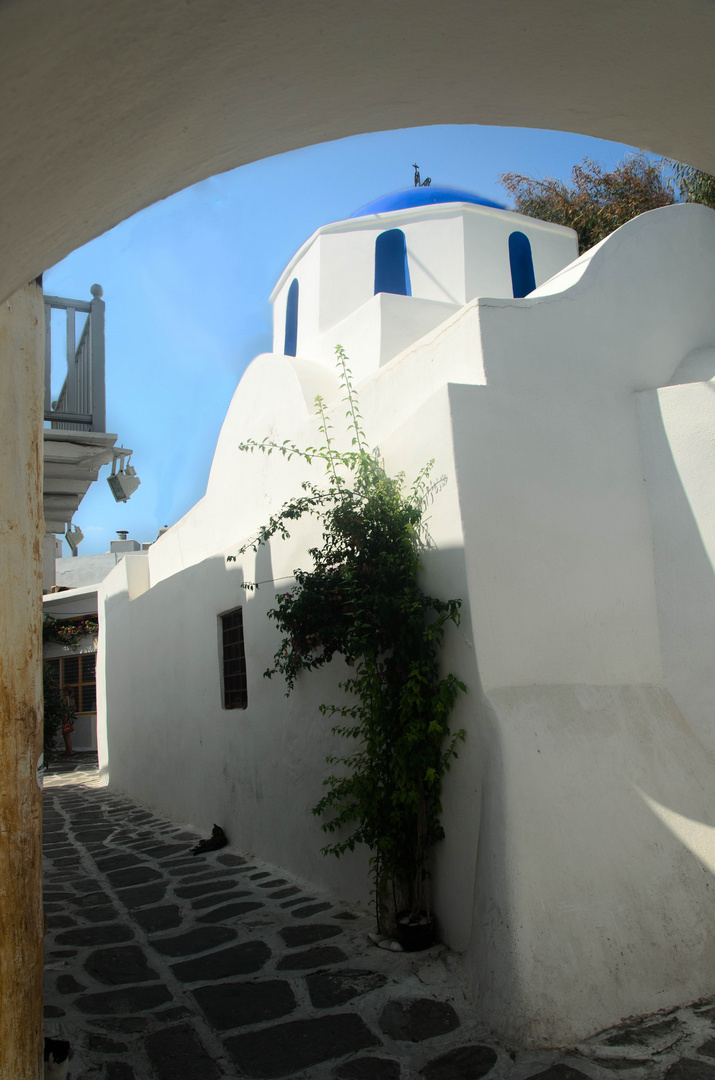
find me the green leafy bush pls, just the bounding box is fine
[42,662,73,757]
[232,347,465,927]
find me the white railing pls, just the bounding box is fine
[44,284,106,432]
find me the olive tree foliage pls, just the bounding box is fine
[499,153,676,255]
[499,153,715,256]
[670,161,715,211]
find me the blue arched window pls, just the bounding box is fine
[509,231,536,298]
[374,229,411,296]
[284,278,299,356]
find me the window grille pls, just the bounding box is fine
[221,608,248,709]
[47,653,97,714]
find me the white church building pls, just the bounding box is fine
[96,184,715,1047]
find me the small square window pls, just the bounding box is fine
[221,608,247,709]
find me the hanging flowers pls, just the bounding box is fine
[43,616,99,648]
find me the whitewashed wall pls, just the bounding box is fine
[271,203,578,374]
[100,202,715,1047]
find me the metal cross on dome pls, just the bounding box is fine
[412,163,431,187]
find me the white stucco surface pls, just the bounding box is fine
[99,200,715,1046]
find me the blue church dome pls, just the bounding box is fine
[351,184,506,218]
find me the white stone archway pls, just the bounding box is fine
[1,0,715,304]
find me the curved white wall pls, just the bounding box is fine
[100,203,715,1045]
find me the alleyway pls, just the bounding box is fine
[43,757,715,1080]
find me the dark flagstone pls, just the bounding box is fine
[92,1017,150,1033]
[75,879,108,893]
[44,1004,66,1018]
[155,1005,193,1021]
[197,901,264,922]
[56,974,87,994]
[191,889,252,910]
[605,1016,680,1046]
[524,1066,592,1080]
[163,861,208,874]
[292,901,332,918]
[334,1057,401,1080]
[46,915,77,929]
[665,1062,715,1080]
[74,828,116,842]
[421,1044,498,1079]
[280,923,342,948]
[133,904,183,933]
[171,941,271,982]
[129,843,186,858]
[193,979,296,1030]
[145,1023,221,1080]
[699,1041,715,1059]
[174,878,238,899]
[269,887,300,899]
[106,1061,135,1079]
[75,984,173,1015]
[69,890,113,909]
[590,1056,651,1070]
[217,854,248,866]
[107,866,163,888]
[84,944,160,985]
[151,926,237,956]
[81,905,120,923]
[333,911,359,921]
[379,999,460,1042]
[108,831,139,845]
[94,853,146,872]
[258,879,288,888]
[280,896,315,908]
[276,945,348,970]
[177,867,238,883]
[307,968,387,1008]
[225,1012,381,1078]
[249,871,271,880]
[56,924,134,947]
[87,1033,129,1053]
[120,883,167,908]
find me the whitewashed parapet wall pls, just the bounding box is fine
[271,203,576,382]
[98,201,715,1046]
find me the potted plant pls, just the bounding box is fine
[232,347,466,945]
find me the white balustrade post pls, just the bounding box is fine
[89,283,105,432]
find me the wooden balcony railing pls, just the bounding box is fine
[44,284,105,432]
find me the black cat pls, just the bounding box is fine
[191,823,228,855]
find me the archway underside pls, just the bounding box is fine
[1,0,714,302]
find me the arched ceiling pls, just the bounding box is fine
[1,0,714,304]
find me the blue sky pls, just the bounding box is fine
[44,124,651,556]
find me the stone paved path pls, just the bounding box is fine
[43,754,715,1080]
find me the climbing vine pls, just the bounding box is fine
[231,347,466,927]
